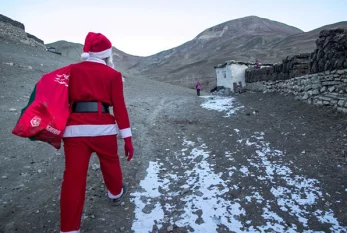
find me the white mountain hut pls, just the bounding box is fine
[214,60,251,94]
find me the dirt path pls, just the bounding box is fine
[123,84,347,233]
[1,39,347,232]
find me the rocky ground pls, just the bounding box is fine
[0,38,347,233]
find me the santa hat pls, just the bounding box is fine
[81,32,112,60]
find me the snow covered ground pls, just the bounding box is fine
[130,96,347,232]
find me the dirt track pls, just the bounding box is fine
[0,38,347,232]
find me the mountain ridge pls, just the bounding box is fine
[122,16,346,90]
[3,14,346,91]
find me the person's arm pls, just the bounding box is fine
[111,72,134,161]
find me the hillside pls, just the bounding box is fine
[45,40,83,61]
[33,16,347,91]
[270,21,347,56]
[126,16,305,90]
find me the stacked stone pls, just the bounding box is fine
[286,53,310,79]
[310,28,347,73]
[245,66,273,82]
[245,53,310,83]
[246,69,347,113]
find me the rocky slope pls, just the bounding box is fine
[270,21,347,57]
[0,14,45,48]
[126,16,305,90]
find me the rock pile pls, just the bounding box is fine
[27,33,44,45]
[310,28,347,73]
[0,14,45,48]
[0,14,24,30]
[245,53,310,82]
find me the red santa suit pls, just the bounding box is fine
[60,33,133,233]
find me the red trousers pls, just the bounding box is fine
[60,135,122,233]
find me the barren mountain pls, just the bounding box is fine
[130,17,347,91]
[45,16,347,91]
[126,16,304,90]
[269,21,347,58]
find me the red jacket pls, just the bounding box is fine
[63,59,131,138]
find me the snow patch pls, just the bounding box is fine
[200,96,243,117]
[243,131,345,232]
[131,139,246,233]
[131,161,165,232]
[131,130,346,232]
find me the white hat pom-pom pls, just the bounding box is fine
[81,52,89,60]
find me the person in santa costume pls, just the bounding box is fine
[60,32,134,233]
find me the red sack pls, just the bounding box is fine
[12,65,72,149]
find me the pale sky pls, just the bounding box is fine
[2,0,346,56]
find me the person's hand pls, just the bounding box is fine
[124,137,134,161]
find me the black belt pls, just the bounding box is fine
[72,101,110,113]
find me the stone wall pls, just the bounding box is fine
[245,28,347,113]
[247,69,347,113]
[310,28,347,73]
[0,14,45,48]
[245,53,310,82]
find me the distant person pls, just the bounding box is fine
[196,80,201,96]
[255,60,260,69]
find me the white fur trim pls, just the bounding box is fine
[63,124,118,137]
[81,52,89,60]
[120,128,132,138]
[105,55,114,69]
[89,47,112,59]
[85,57,106,65]
[60,230,80,233]
[108,188,123,199]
